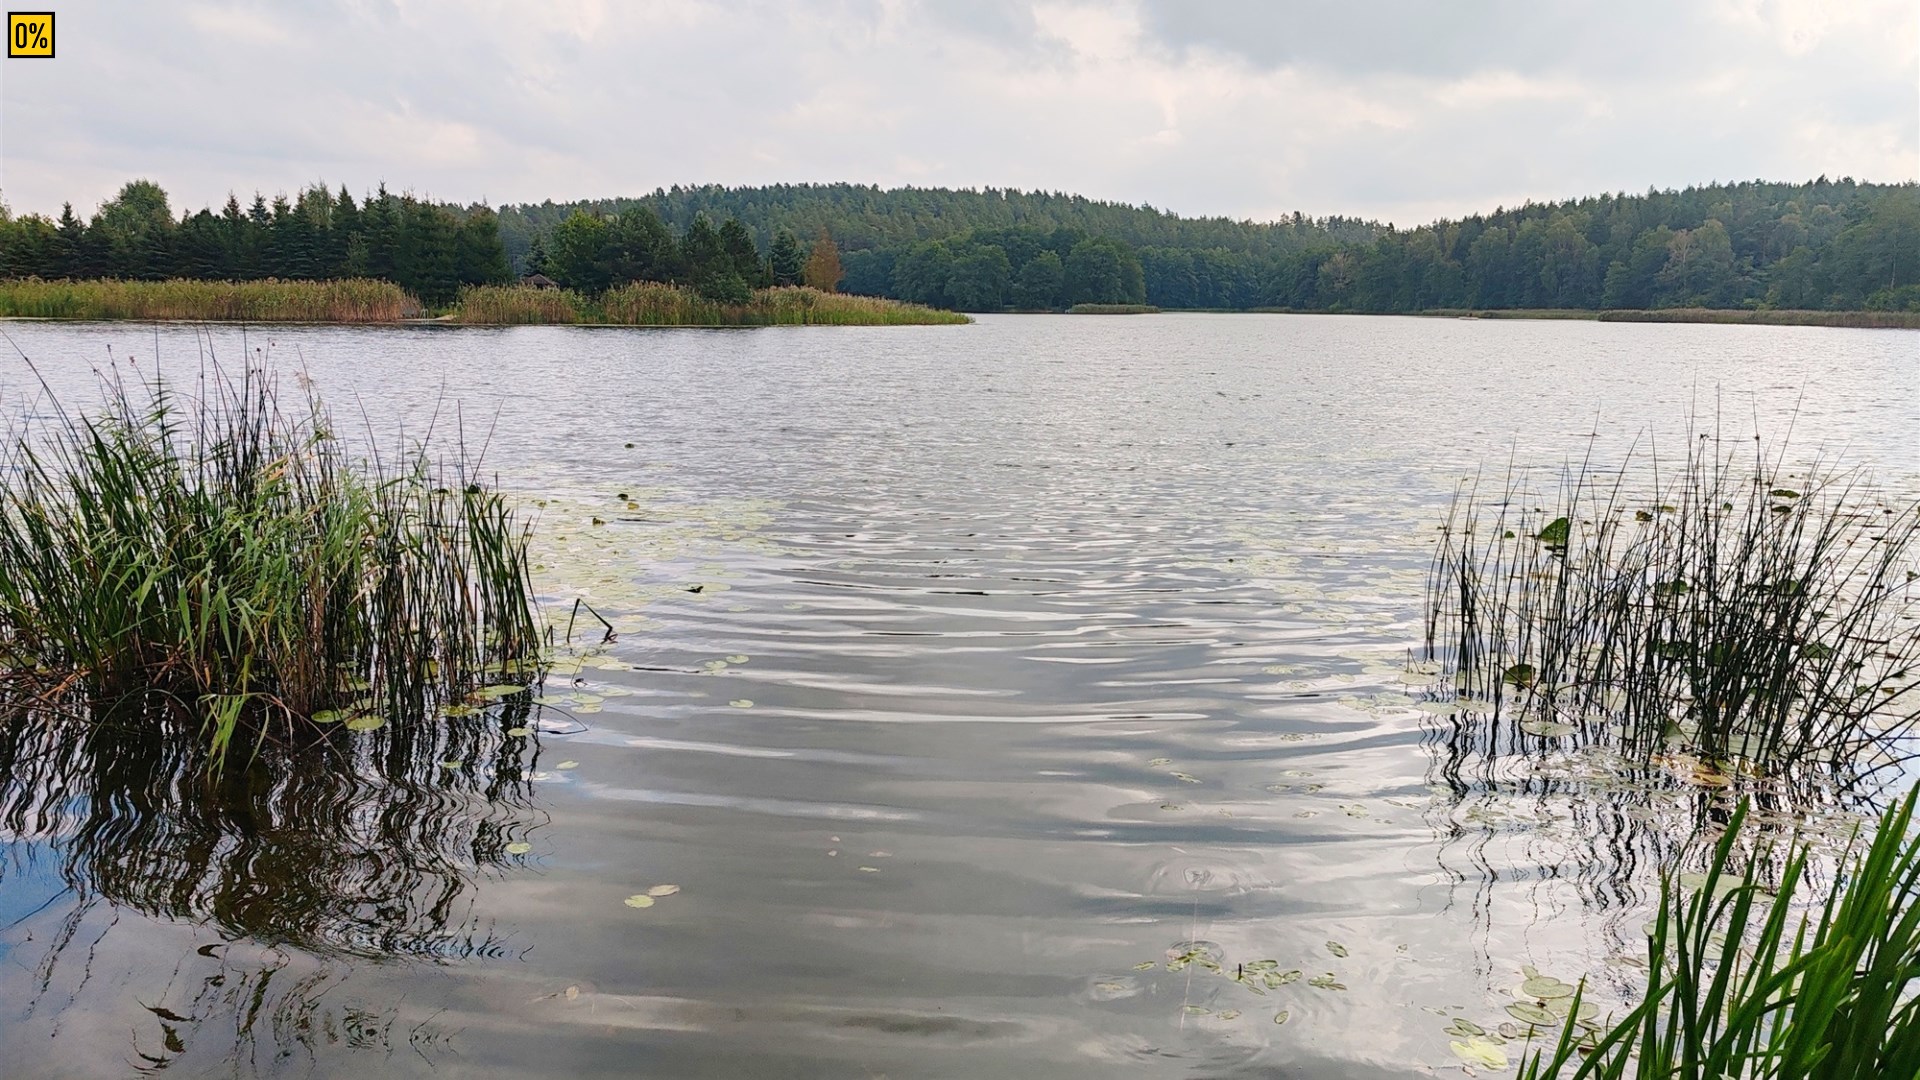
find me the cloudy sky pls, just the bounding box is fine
[1,0,1914,225]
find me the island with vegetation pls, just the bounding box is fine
[1,176,1914,325]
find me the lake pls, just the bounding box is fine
[0,314,1916,1078]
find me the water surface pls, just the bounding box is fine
[1,314,1915,1077]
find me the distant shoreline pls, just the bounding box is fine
[1244,306,1920,329]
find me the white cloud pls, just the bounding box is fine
[0,0,1912,225]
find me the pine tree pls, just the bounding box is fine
[769,227,804,286]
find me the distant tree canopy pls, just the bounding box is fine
[0,180,511,305]
[5,177,1915,314]
[491,178,1920,313]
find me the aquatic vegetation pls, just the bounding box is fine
[451,283,585,324]
[597,282,970,326]
[1518,789,1920,1079]
[1065,302,1161,314]
[0,277,417,322]
[0,364,540,756]
[1426,431,1920,790]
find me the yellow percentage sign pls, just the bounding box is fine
[7,12,55,58]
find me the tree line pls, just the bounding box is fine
[5,177,1914,314]
[500,178,1918,313]
[0,181,511,305]
[522,208,844,301]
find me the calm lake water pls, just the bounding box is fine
[0,314,1916,1078]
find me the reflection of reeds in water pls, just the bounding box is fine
[1425,429,1920,794]
[0,691,545,1067]
[1518,790,1920,1078]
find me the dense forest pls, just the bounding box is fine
[498,179,1920,313]
[3,178,1915,314]
[0,181,511,305]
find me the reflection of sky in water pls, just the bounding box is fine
[0,315,1916,1077]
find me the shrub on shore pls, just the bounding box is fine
[0,365,540,760]
[0,278,417,322]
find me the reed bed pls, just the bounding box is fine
[1425,432,1920,789]
[0,278,417,322]
[450,284,584,324]
[1517,789,1920,1079]
[0,364,540,759]
[1066,303,1161,314]
[594,283,969,326]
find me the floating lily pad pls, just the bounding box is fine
[439,760,463,769]
[622,894,655,909]
[1326,940,1348,958]
[1147,758,1172,767]
[1519,719,1578,737]
[1132,961,1156,971]
[1522,976,1575,1000]
[473,683,525,701]
[1265,969,1303,989]
[1536,517,1571,546]
[505,726,533,737]
[1272,1010,1290,1025]
[647,884,680,897]
[1507,1001,1558,1026]
[556,760,580,770]
[344,715,384,732]
[726,655,749,664]
[729,699,754,708]
[1504,663,1537,688]
[1445,1018,1486,1038]
[1170,772,1201,783]
[1307,973,1346,991]
[442,704,480,718]
[311,709,347,724]
[1451,1037,1509,1070]
[505,841,533,855]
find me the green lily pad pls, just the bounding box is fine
[623,894,655,909]
[726,655,749,664]
[1307,973,1346,991]
[1507,1001,1558,1026]
[505,841,533,855]
[311,709,347,724]
[1132,961,1156,971]
[647,884,680,897]
[1217,1009,1241,1021]
[343,715,384,732]
[1536,517,1571,546]
[1519,719,1577,737]
[1445,1018,1486,1037]
[556,760,580,770]
[1265,969,1303,989]
[505,726,533,737]
[1326,940,1348,958]
[729,699,754,708]
[473,683,525,701]
[1522,976,1575,999]
[1273,1010,1290,1025]
[1504,663,1536,688]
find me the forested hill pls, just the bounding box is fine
[495,183,1381,296]
[501,178,1919,314]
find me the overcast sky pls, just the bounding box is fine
[1,1,1914,226]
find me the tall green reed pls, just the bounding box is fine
[1519,787,1920,1079]
[0,362,540,759]
[1426,429,1920,789]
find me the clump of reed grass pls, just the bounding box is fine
[1518,787,1920,1079]
[450,284,585,325]
[1065,302,1160,314]
[1426,430,1920,789]
[0,277,417,322]
[0,363,540,759]
[595,282,969,326]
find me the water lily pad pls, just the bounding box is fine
[556,760,580,770]
[1445,1018,1486,1037]
[647,884,680,897]
[1147,758,1172,767]
[311,709,347,724]
[505,841,533,855]
[1506,1001,1557,1026]
[729,699,754,708]
[1451,1037,1509,1070]
[1170,771,1201,783]
[1536,517,1571,546]
[505,726,533,737]
[473,683,525,701]
[622,894,655,909]
[1272,1010,1291,1025]
[1264,969,1303,989]
[1519,719,1577,737]
[1326,940,1348,958]
[1307,973,1346,991]
[439,760,463,769]
[344,715,384,732]
[726,655,749,664]
[1133,961,1157,971]
[1504,663,1536,688]
[1522,976,1575,1000]
[442,704,480,718]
